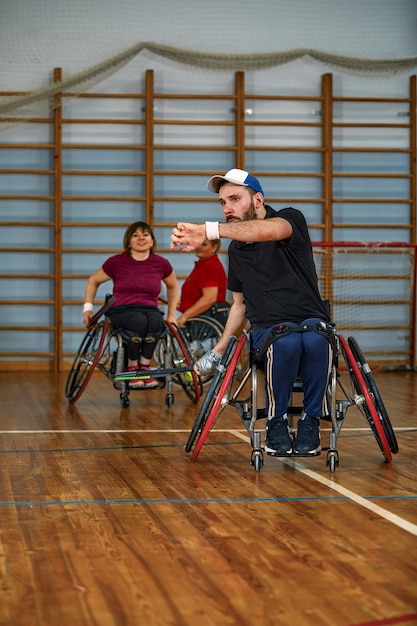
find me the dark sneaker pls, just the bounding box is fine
[295,414,321,455]
[264,415,293,456]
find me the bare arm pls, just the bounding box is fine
[212,291,246,355]
[82,267,112,325]
[163,271,179,324]
[176,286,218,327]
[170,217,292,252]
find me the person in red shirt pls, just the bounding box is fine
[82,221,178,388]
[176,239,227,328]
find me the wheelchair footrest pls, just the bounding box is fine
[114,365,193,381]
[266,449,321,458]
[293,450,321,458]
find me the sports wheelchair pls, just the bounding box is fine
[65,297,202,408]
[185,324,399,473]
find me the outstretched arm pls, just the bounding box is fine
[170,218,292,252]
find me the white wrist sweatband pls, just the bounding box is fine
[83,302,94,313]
[205,221,220,240]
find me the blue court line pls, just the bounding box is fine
[0,494,417,507]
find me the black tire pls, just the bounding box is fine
[184,334,247,456]
[120,394,130,408]
[339,334,392,463]
[65,319,109,404]
[326,448,339,472]
[253,454,262,472]
[348,336,398,454]
[190,333,247,460]
[165,322,202,403]
[185,336,238,453]
[181,316,224,384]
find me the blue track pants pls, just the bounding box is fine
[251,318,333,419]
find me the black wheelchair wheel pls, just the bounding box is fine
[348,336,398,454]
[165,322,202,403]
[65,319,109,404]
[338,334,392,463]
[181,316,224,384]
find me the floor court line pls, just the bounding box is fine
[0,428,414,522]
[0,429,415,522]
[0,427,415,434]
[0,494,416,508]
[230,429,417,537]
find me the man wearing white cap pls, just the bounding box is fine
[170,169,332,457]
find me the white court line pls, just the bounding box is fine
[230,429,417,538]
[1,426,416,535]
[0,427,415,434]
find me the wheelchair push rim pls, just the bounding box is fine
[338,334,392,463]
[65,318,110,404]
[347,336,398,455]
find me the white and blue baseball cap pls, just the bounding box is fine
[207,168,264,196]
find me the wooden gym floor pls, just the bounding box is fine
[0,368,416,626]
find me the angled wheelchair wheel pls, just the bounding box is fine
[347,336,398,454]
[65,319,110,404]
[191,333,248,461]
[184,334,238,454]
[185,333,245,459]
[338,334,392,463]
[165,322,202,403]
[181,315,224,384]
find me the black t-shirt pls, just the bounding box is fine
[227,206,329,326]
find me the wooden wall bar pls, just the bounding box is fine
[0,70,416,370]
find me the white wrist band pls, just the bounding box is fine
[205,221,220,240]
[83,302,94,313]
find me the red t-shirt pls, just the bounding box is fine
[102,251,173,306]
[179,255,227,312]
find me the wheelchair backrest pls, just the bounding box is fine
[209,301,231,327]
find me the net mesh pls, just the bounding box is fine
[1,0,417,122]
[313,244,416,368]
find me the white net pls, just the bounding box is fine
[313,244,416,369]
[1,0,417,123]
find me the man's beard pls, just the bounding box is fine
[242,199,257,221]
[226,198,257,222]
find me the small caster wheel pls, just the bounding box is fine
[326,450,339,473]
[120,394,130,408]
[253,454,263,472]
[165,394,174,407]
[251,444,264,472]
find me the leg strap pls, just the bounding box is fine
[116,325,169,344]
